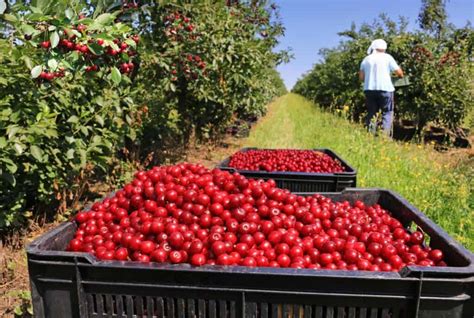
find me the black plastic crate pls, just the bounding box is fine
[216,147,357,192]
[27,189,473,318]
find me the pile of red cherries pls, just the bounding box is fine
[67,163,446,271]
[228,149,345,173]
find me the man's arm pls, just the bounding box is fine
[389,56,404,78]
[394,68,404,78]
[359,70,365,81]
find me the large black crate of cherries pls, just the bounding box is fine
[27,189,473,318]
[216,147,357,192]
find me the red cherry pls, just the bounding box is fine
[276,254,291,267]
[114,247,129,261]
[41,41,51,49]
[169,250,183,264]
[319,253,333,266]
[211,241,226,256]
[217,254,232,265]
[77,24,87,32]
[389,255,403,269]
[151,248,167,262]
[410,231,424,245]
[76,212,90,223]
[356,259,370,271]
[169,232,184,249]
[429,249,444,262]
[343,249,360,264]
[191,253,206,266]
[68,239,83,251]
[241,257,257,267]
[382,244,397,259]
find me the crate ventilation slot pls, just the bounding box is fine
[86,293,237,318]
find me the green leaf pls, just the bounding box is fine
[71,29,82,38]
[31,65,43,78]
[110,66,121,85]
[47,59,58,70]
[27,13,44,21]
[21,24,37,36]
[65,8,74,20]
[170,83,176,92]
[1,173,16,187]
[44,129,58,138]
[87,43,104,56]
[125,114,132,125]
[13,143,23,155]
[93,96,104,106]
[128,129,136,141]
[23,56,33,70]
[125,39,136,48]
[61,59,73,70]
[92,135,101,144]
[95,115,104,126]
[29,6,42,14]
[108,41,119,51]
[3,14,17,23]
[80,126,89,136]
[30,145,44,162]
[89,13,116,30]
[70,51,80,62]
[50,31,60,48]
[67,115,79,123]
[78,149,87,167]
[94,33,114,41]
[66,148,74,159]
[7,126,20,139]
[0,137,6,148]
[78,18,94,24]
[65,136,75,143]
[97,13,117,25]
[105,1,121,12]
[1,158,17,173]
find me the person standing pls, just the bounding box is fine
[359,39,404,135]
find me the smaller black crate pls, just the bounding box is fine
[216,147,357,192]
[27,189,473,318]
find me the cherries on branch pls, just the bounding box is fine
[31,13,140,82]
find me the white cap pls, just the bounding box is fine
[367,39,387,55]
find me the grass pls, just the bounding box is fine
[245,93,474,250]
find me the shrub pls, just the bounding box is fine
[0,0,288,233]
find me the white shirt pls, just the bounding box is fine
[360,52,400,92]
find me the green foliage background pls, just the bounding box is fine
[0,0,288,232]
[293,15,473,132]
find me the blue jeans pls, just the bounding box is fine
[364,90,394,135]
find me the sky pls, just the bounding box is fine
[274,0,474,89]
